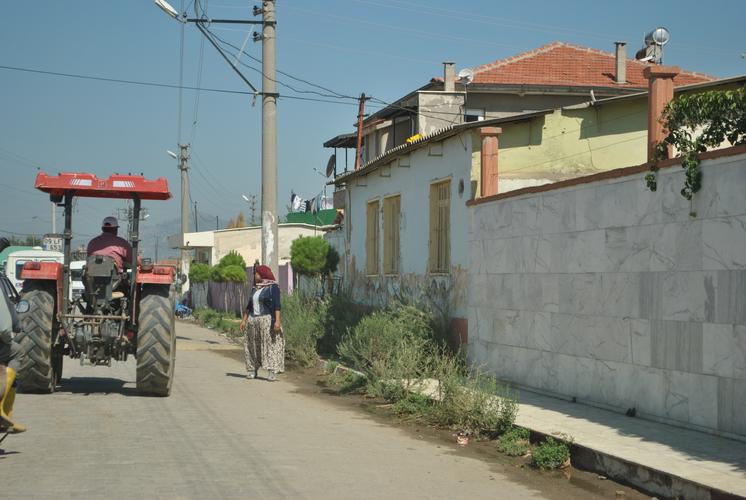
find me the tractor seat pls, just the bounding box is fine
[83,255,123,306]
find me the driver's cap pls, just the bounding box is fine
[102,216,119,228]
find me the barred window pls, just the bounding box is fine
[366,199,380,275]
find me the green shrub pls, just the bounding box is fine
[430,357,517,437]
[531,437,570,470]
[392,392,433,417]
[317,294,365,356]
[217,250,246,269]
[291,236,329,276]
[328,370,367,394]
[282,292,327,367]
[189,263,211,283]
[323,246,340,276]
[497,427,531,457]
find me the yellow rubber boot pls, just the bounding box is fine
[1,368,27,433]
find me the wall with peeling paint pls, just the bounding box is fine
[338,132,474,325]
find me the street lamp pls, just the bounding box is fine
[154,0,279,276]
[155,0,180,20]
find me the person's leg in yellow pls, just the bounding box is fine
[1,367,27,433]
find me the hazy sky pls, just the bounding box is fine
[1,0,743,258]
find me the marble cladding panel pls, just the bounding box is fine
[538,190,577,234]
[695,158,746,219]
[550,230,607,273]
[639,271,709,322]
[702,215,746,270]
[717,377,746,435]
[650,320,703,373]
[708,270,746,324]
[650,220,703,272]
[702,323,746,380]
[629,319,652,366]
[558,274,601,315]
[550,313,632,363]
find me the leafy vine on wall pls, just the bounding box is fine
[645,85,746,199]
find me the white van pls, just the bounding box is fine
[70,260,86,302]
[6,248,64,291]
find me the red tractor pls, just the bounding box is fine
[16,173,177,396]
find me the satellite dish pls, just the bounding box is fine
[325,154,336,177]
[645,27,670,47]
[457,68,474,85]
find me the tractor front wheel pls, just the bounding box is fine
[16,284,57,393]
[136,286,176,396]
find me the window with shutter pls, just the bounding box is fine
[383,195,401,275]
[428,179,451,274]
[366,200,380,275]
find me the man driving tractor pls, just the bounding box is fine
[87,216,133,273]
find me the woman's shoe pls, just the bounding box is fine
[267,370,277,382]
[246,370,258,379]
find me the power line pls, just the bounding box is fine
[0,64,255,95]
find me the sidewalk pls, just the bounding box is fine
[514,390,746,499]
[405,376,746,499]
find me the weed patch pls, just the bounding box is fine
[497,427,531,457]
[531,437,570,470]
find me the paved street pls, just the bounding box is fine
[3,322,610,499]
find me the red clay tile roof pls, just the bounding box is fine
[470,42,714,89]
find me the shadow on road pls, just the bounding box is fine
[57,377,141,397]
[0,448,20,459]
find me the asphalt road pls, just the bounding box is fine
[2,321,593,499]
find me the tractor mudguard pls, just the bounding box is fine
[136,265,175,285]
[21,262,63,315]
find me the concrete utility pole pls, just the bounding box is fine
[178,143,190,278]
[260,0,279,277]
[250,195,257,225]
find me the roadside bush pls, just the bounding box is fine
[392,392,433,417]
[317,293,365,357]
[189,263,211,284]
[338,304,434,386]
[291,236,329,276]
[497,427,531,457]
[282,292,327,367]
[430,356,517,437]
[530,437,570,470]
[217,250,246,269]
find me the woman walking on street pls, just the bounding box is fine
[241,265,284,381]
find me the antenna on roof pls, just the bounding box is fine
[635,27,670,64]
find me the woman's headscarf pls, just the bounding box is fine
[254,265,276,287]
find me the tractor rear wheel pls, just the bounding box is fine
[136,286,176,396]
[16,284,57,393]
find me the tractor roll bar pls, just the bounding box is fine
[130,196,140,325]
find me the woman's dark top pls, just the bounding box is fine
[246,283,281,328]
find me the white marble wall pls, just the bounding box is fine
[468,153,746,437]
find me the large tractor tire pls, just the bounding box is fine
[16,284,58,393]
[136,286,176,396]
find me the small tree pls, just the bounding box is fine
[291,236,338,296]
[210,251,248,313]
[217,250,247,269]
[189,263,211,283]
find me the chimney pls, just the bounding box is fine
[443,61,456,92]
[643,65,680,160]
[614,42,627,84]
